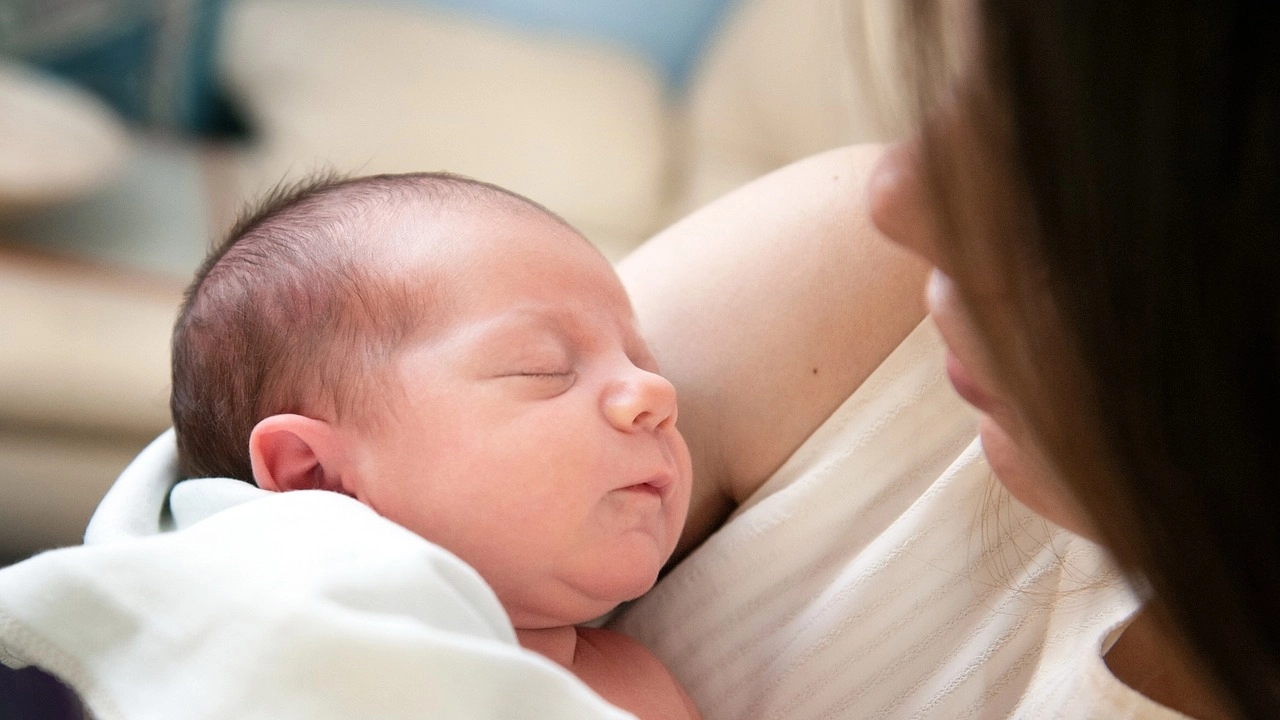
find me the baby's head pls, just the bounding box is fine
[172,172,691,627]
[173,172,466,483]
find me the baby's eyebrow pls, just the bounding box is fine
[479,309,561,335]
[463,310,571,351]
[466,305,636,357]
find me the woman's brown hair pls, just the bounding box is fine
[900,1,1279,716]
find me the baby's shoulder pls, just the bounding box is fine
[573,626,701,720]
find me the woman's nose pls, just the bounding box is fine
[603,367,679,433]
[867,140,941,267]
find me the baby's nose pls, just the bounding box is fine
[603,368,678,432]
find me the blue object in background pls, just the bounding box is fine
[0,0,741,135]
[0,0,237,136]
[399,0,740,89]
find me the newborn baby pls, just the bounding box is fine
[171,171,699,719]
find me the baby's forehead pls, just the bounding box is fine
[395,255,638,346]
[371,192,571,257]
[304,183,625,329]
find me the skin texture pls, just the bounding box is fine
[248,199,697,719]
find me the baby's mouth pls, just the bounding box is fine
[618,473,671,498]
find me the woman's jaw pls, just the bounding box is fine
[870,149,1095,540]
[928,272,1096,539]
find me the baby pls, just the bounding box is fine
[170,172,699,720]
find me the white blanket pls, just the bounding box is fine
[0,432,632,720]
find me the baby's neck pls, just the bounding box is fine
[516,625,698,720]
[515,625,582,669]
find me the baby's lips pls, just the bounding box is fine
[645,471,674,493]
[619,472,672,497]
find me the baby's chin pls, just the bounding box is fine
[505,563,663,629]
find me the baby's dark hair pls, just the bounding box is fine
[171,171,568,482]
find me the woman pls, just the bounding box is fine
[615,2,1276,718]
[884,2,1279,717]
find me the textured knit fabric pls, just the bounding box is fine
[611,319,1188,719]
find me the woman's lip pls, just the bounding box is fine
[945,350,995,411]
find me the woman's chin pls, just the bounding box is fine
[978,415,1095,540]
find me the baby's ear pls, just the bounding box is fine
[249,414,351,494]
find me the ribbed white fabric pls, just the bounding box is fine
[611,320,1185,719]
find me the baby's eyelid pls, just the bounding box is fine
[520,370,574,378]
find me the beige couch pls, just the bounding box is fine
[0,0,904,561]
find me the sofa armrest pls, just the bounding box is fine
[0,248,179,559]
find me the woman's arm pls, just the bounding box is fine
[619,145,929,557]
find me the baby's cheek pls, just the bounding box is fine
[666,473,694,554]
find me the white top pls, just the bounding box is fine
[0,320,1189,719]
[610,319,1187,719]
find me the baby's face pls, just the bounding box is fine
[348,202,692,629]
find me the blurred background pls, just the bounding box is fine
[0,0,906,564]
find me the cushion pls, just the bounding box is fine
[222,0,671,260]
[0,62,128,212]
[0,251,179,557]
[395,0,740,89]
[672,0,909,216]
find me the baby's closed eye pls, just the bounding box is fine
[498,369,577,397]
[518,371,574,379]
